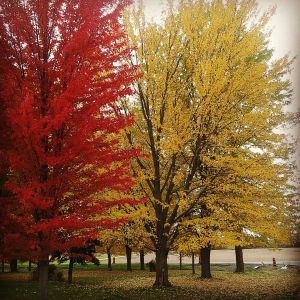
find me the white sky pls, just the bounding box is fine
[258,0,300,112]
[257,0,300,167]
[140,0,300,164]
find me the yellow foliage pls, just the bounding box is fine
[121,0,294,255]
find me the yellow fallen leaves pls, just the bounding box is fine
[0,267,299,299]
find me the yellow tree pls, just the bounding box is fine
[97,189,152,271]
[176,145,293,277]
[218,153,292,273]
[123,0,293,287]
[97,228,122,271]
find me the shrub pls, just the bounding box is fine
[56,271,64,281]
[32,264,64,281]
[147,260,156,272]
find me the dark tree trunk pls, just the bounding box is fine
[107,248,112,271]
[179,252,182,270]
[68,257,74,283]
[200,245,212,279]
[235,245,244,273]
[29,260,32,272]
[1,258,4,272]
[153,247,171,287]
[10,259,17,272]
[140,250,145,270]
[198,251,201,265]
[192,252,195,274]
[39,260,49,300]
[125,245,132,271]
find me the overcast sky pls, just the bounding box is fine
[257,0,300,165]
[258,0,300,112]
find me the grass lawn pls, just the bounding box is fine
[0,263,299,299]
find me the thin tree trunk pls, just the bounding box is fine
[200,245,212,279]
[235,245,244,273]
[140,250,145,270]
[10,259,17,272]
[39,79,50,299]
[179,252,182,270]
[192,252,195,274]
[107,248,112,271]
[125,245,132,271]
[1,258,4,272]
[68,257,74,283]
[39,260,49,300]
[198,251,201,265]
[29,260,32,272]
[153,246,171,287]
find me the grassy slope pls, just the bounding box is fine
[0,263,299,300]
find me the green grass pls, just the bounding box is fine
[15,261,145,271]
[0,263,299,299]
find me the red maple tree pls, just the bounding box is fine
[0,0,139,297]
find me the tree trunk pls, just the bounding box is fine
[10,259,17,272]
[29,260,32,272]
[140,250,145,270]
[198,251,201,265]
[39,260,49,300]
[125,245,132,271]
[1,258,4,272]
[179,252,182,270]
[235,245,244,273]
[200,245,212,279]
[153,247,171,287]
[107,248,112,271]
[192,252,195,274]
[68,257,74,283]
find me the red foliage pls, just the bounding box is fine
[0,0,139,262]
